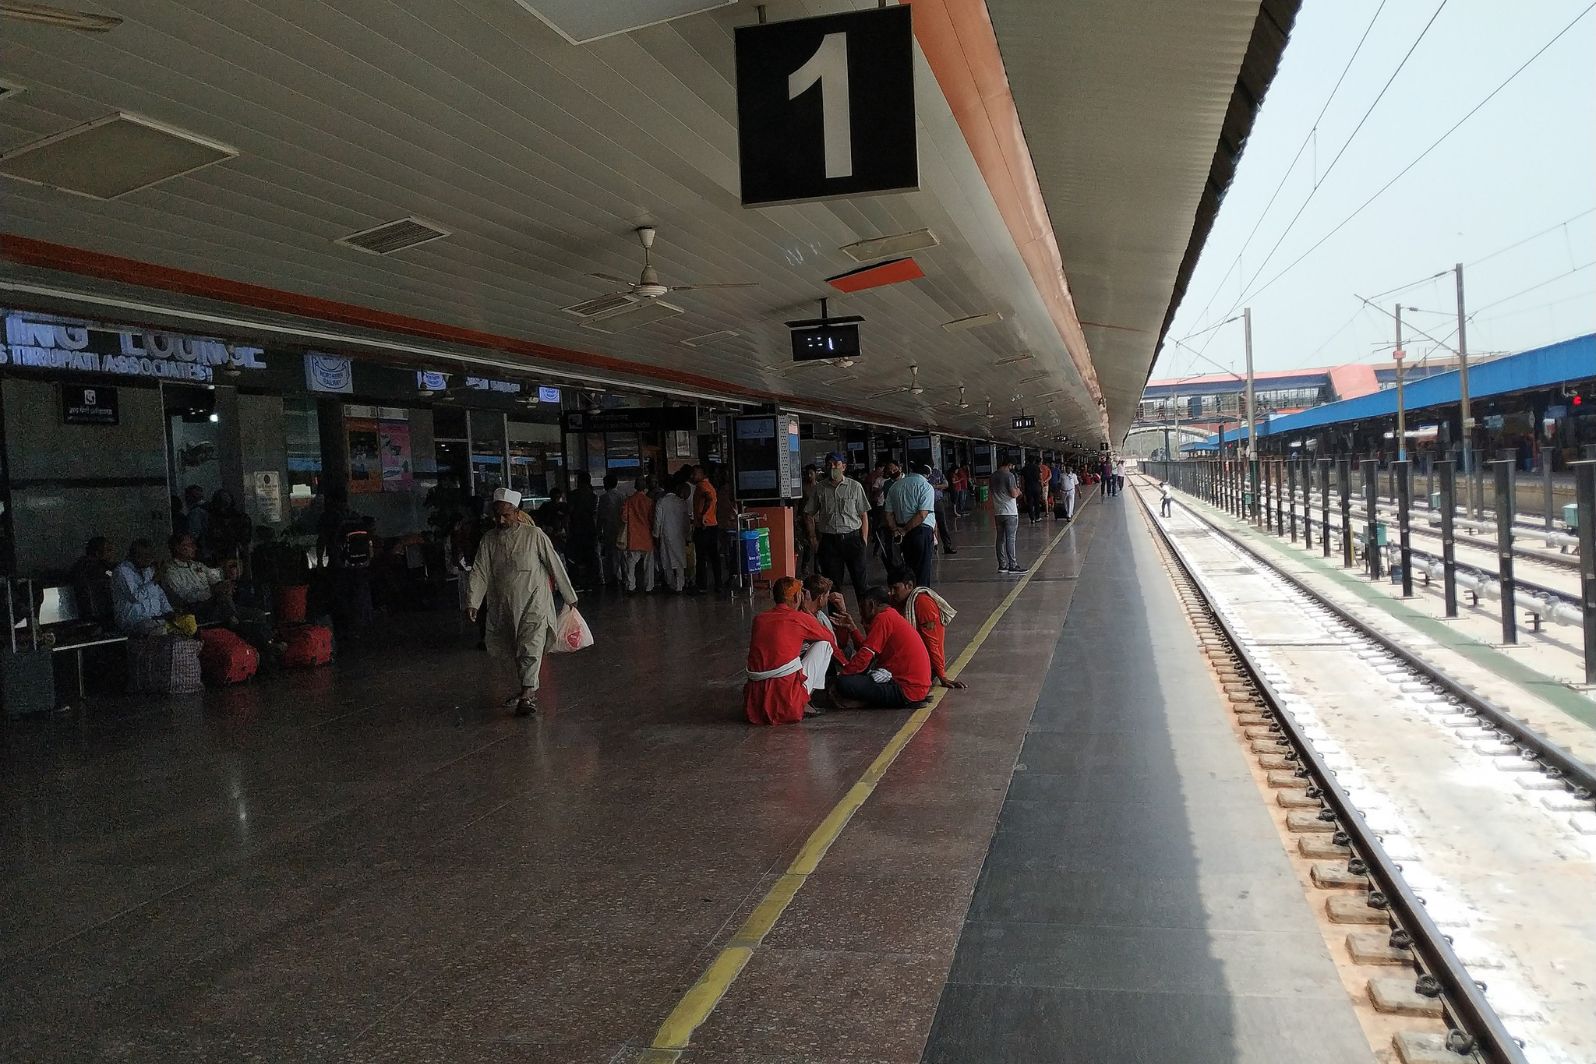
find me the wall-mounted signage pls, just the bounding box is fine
[3,313,266,383]
[61,383,119,425]
[735,6,917,207]
[1012,416,1036,430]
[538,385,562,404]
[306,353,354,393]
[561,407,698,434]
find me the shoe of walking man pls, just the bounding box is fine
[990,455,1023,573]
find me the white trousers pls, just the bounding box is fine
[801,640,833,692]
[624,550,655,591]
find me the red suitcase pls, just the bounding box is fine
[198,628,259,686]
[275,584,309,626]
[281,624,333,668]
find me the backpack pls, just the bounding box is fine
[340,528,374,569]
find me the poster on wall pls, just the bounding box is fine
[251,470,284,523]
[346,417,381,494]
[379,420,413,491]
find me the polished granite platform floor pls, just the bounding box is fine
[920,499,1371,1064]
[1,495,1368,1063]
[1,509,1095,1063]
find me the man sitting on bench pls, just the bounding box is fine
[112,540,175,637]
[160,532,276,650]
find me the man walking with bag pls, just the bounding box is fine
[466,487,578,717]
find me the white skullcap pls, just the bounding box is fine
[492,487,523,507]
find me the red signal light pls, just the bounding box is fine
[1574,394,1584,407]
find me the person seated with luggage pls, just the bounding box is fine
[885,568,966,692]
[69,535,117,629]
[160,532,277,650]
[828,585,933,710]
[111,539,177,637]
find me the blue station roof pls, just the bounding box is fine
[1179,332,1594,452]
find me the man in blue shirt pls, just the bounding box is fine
[885,462,938,587]
[111,540,174,636]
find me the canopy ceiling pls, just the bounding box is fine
[0,0,1296,446]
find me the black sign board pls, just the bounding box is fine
[1012,416,1036,430]
[735,7,918,207]
[561,407,697,434]
[61,384,119,425]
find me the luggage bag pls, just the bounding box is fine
[281,623,333,668]
[2,579,55,718]
[128,635,204,695]
[198,628,259,686]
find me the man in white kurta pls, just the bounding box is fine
[653,482,691,592]
[466,488,578,716]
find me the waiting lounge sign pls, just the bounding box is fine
[2,312,267,382]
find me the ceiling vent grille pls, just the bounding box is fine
[561,293,640,319]
[0,112,236,199]
[580,300,684,333]
[680,329,740,348]
[942,312,1004,332]
[841,228,939,263]
[335,216,451,256]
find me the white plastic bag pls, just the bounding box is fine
[549,605,594,654]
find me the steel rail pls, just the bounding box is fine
[1149,482,1596,798]
[1134,488,1532,1064]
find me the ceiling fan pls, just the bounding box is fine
[590,226,758,300]
[935,385,970,410]
[0,2,121,31]
[867,363,923,400]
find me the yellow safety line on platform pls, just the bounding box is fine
[641,492,1095,1060]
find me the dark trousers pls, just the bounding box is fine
[900,525,935,587]
[869,506,902,569]
[934,496,956,551]
[1160,497,1173,517]
[1026,489,1044,521]
[834,671,919,708]
[818,531,869,605]
[694,527,723,590]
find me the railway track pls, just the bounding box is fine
[1132,479,1596,1064]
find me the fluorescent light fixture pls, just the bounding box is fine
[1017,374,1047,384]
[509,0,734,45]
[992,353,1033,367]
[0,112,236,199]
[840,228,939,262]
[941,312,1003,332]
[680,329,740,348]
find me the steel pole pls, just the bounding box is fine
[1494,459,1516,644]
[1339,457,1353,568]
[1394,304,1407,463]
[1396,459,1413,597]
[1439,460,1458,618]
[1363,459,1381,580]
[1455,263,1475,518]
[1320,458,1331,558]
[1574,459,1596,685]
[1244,307,1257,517]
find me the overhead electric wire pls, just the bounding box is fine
[1228,1,1596,312]
[1466,259,1595,319]
[1465,206,1596,268]
[1224,0,1451,311]
[1177,0,1392,336]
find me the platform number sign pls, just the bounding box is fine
[735,7,918,207]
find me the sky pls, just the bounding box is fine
[1155,0,1596,383]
